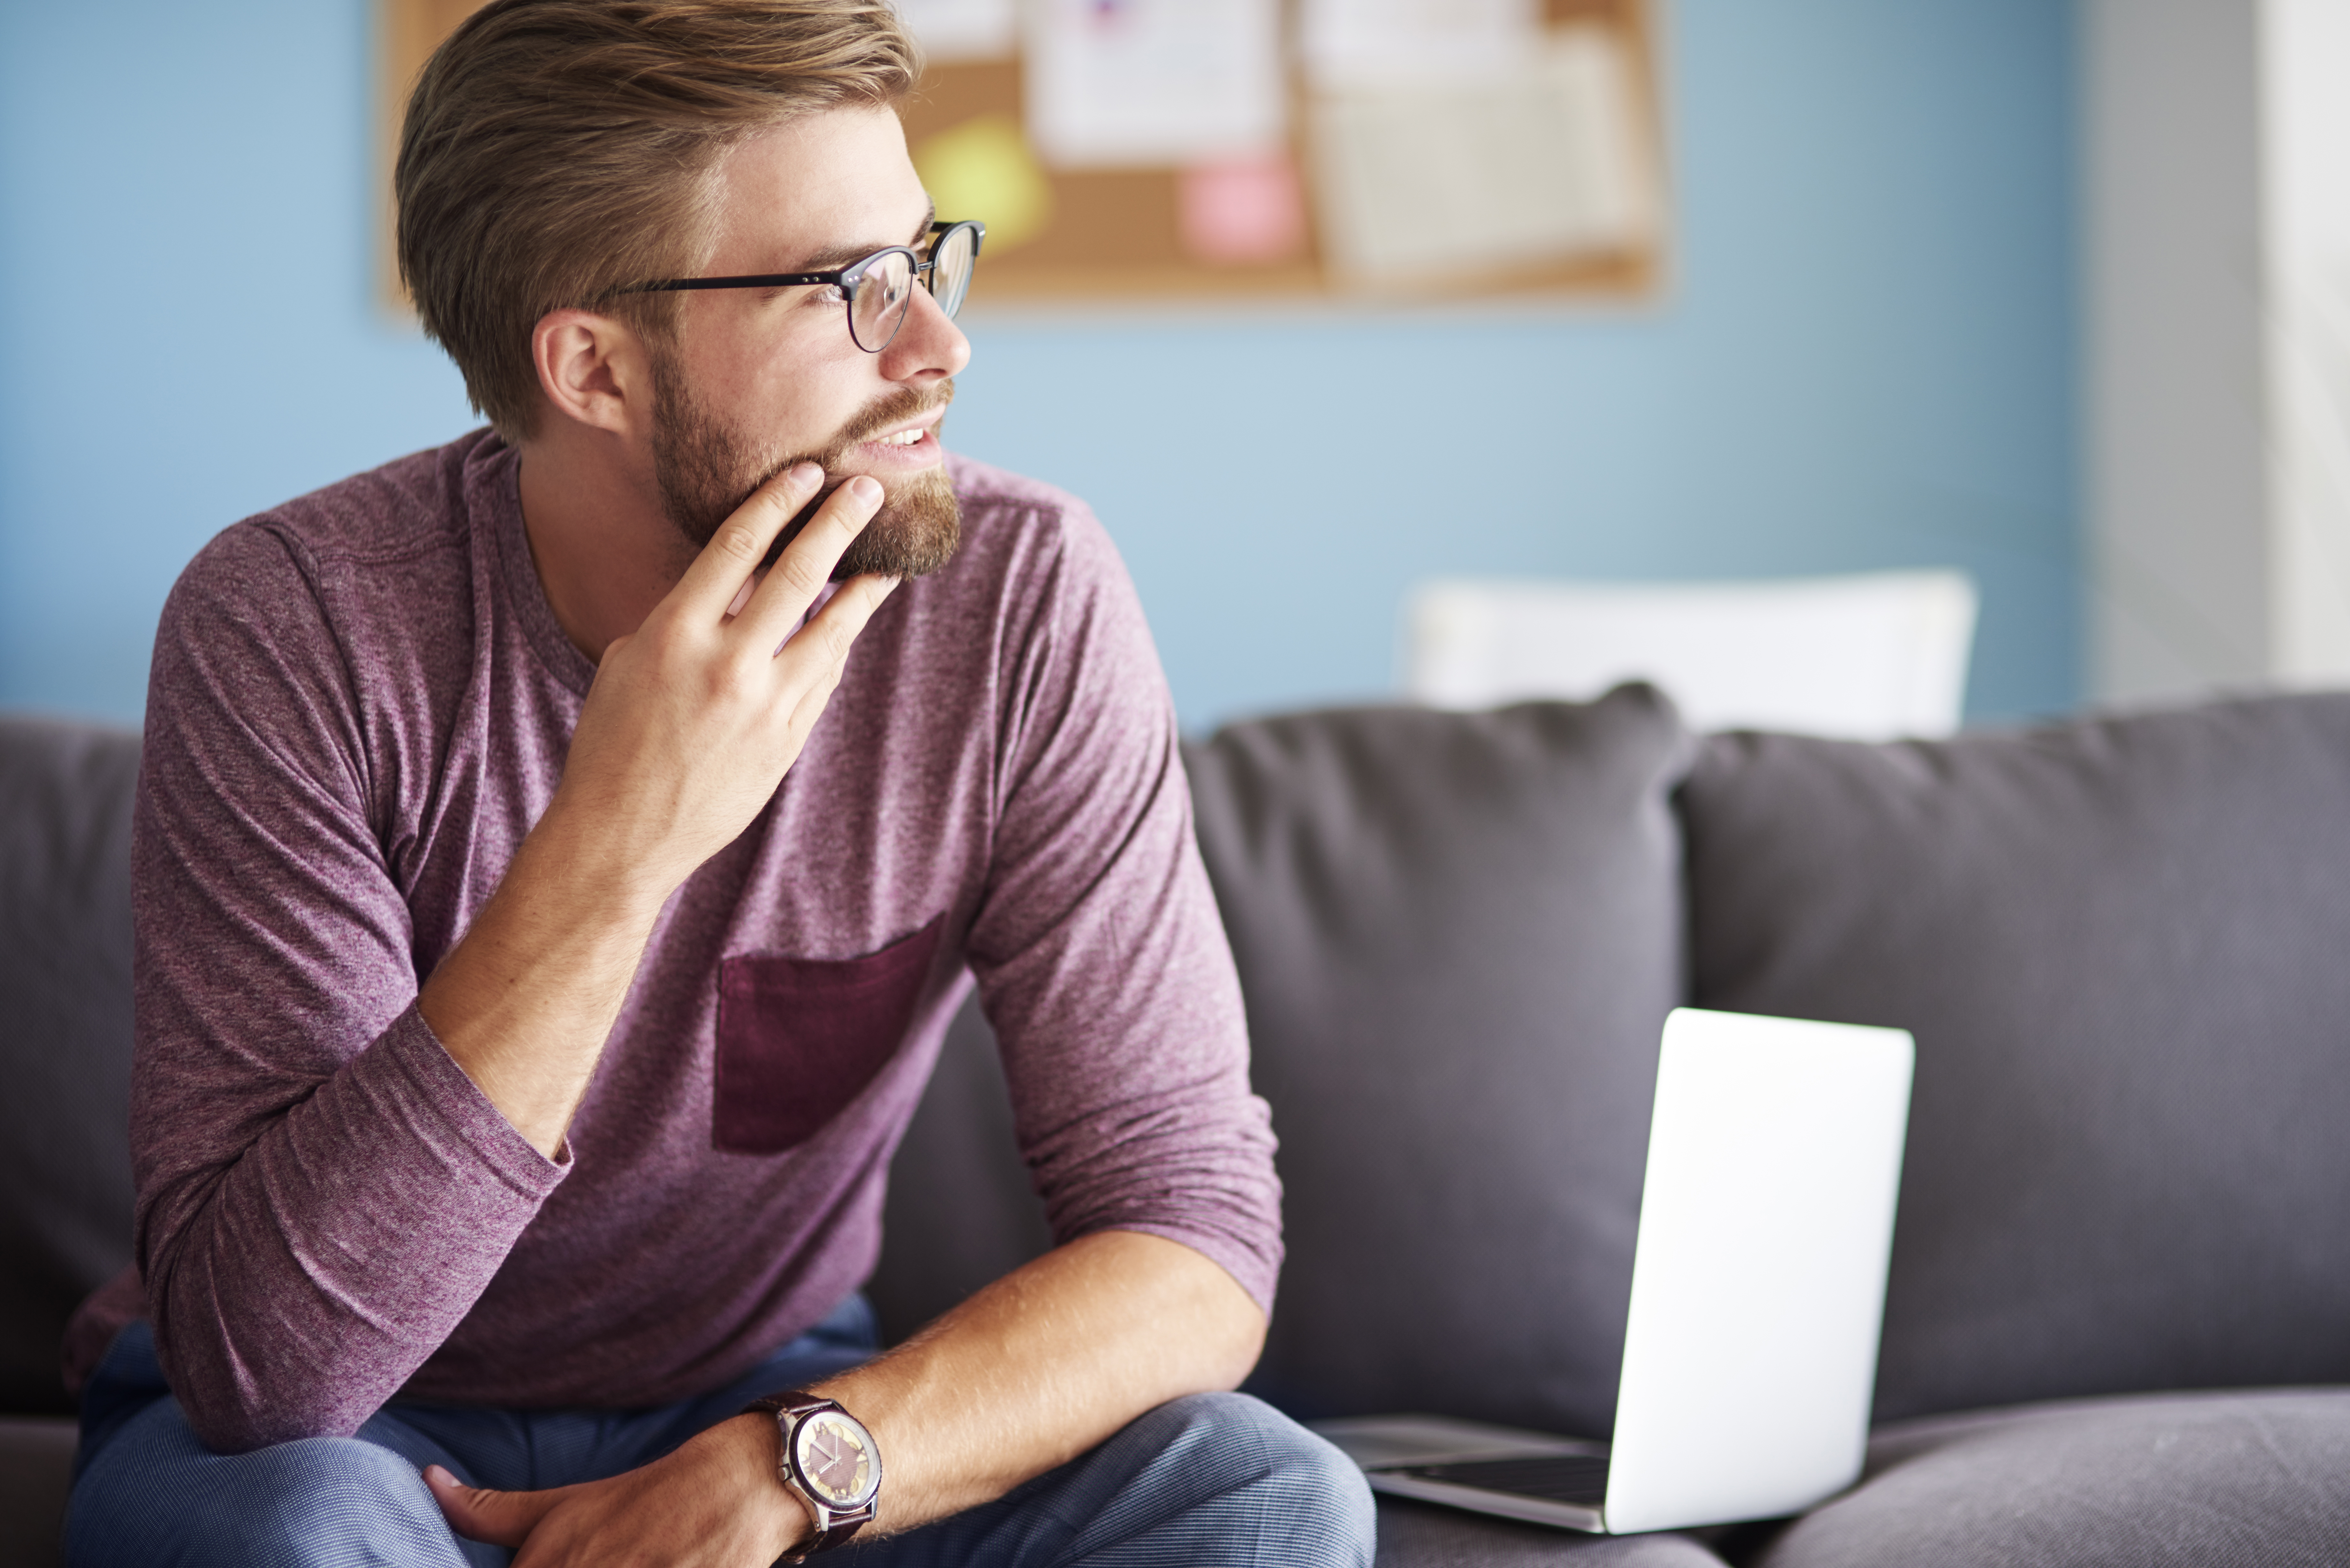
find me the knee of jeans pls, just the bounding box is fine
[248,1434,450,1529]
[73,1428,454,1565]
[1155,1393,1377,1556]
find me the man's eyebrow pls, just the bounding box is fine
[789,204,938,274]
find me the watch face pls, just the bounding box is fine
[792,1410,879,1510]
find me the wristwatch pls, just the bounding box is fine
[742,1390,883,1559]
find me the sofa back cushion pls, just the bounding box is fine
[0,716,140,1414]
[1680,693,2350,1423]
[1186,689,1693,1437]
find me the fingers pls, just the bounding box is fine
[671,462,827,622]
[732,474,886,647]
[763,572,898,752]
[780,568,901,682]
[784,635,853,740]
[424,1464,564,1548]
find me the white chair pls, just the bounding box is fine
[1401,571,1980,741]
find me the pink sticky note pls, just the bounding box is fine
[1179,155,1308,266]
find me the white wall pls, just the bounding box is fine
[2264,0,2350,684]
[2088,0,2350,705]
[2086,0,2266,702]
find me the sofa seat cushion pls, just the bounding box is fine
[1679,694,2350,1422]
[1756,1389,2350,1567]
[1376,1496,1730,1567]
[1186,689,1695,1440]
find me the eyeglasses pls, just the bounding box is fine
[617,219,985,353]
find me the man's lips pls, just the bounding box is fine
[870,407,944,441]
[848,412,946,467]
[858,411,943,445]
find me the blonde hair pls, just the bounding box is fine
[395,0,921,440]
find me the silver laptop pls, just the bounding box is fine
[1314,1007,1914,1536]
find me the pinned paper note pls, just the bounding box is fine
[893,0,1016,62]
[1299,0,1541,91]
[1023,0,1285,169]
[1179,155,1308,265]
[912,114,1055,254]
[1308,24,1656,285]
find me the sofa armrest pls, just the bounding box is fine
[0,1415,76,1568]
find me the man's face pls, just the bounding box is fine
[651,106,971,579]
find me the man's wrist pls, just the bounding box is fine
[719,1411,815,1558]
[525,795,680,923]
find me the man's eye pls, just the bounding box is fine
[813,283,848,305]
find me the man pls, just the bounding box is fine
[59,2,1373,1563]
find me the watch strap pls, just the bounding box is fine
[798,1518,868,1557]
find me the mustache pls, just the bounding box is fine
[830,380,955,454]
[755,379,956,567]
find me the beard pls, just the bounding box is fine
[651,353,961,582]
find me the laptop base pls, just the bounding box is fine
[1313,1415,1614,1534]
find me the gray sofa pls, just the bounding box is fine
[8,687,2350,1565]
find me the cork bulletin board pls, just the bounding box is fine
[380,0,1670,313]
[379,0,493,310]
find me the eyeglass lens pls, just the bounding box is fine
[930,225,977,319]
[847,226,979,353]
[848,251,915,353]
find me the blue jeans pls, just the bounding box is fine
[65,1301,1373,1567]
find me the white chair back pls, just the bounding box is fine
[1402,571,1979,740]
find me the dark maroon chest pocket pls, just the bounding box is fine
[713,915,946,1155]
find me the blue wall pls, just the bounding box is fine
[0,0,2077,732]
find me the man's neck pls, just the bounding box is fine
[513,425,696,664]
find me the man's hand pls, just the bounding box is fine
[418,463,903,1156]
[424,1413,807,1568]
[547,464,898,899]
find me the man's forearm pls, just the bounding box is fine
[813,1230,1266,1534]
[435,1230,1269,1558]
[417,800,672,1157]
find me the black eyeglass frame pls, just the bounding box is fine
[614,219,986,353]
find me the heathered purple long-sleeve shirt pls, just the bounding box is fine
[76,430,1279,1454]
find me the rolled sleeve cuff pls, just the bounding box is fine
[370,1002,571,1200]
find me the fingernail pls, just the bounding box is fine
[848,476,882,504]
[792,462,823,486]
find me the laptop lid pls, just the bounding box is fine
[1601,1007,1913,1534]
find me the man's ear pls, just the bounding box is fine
[532,308,655,438]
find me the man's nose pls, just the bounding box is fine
[881,279,971,384]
